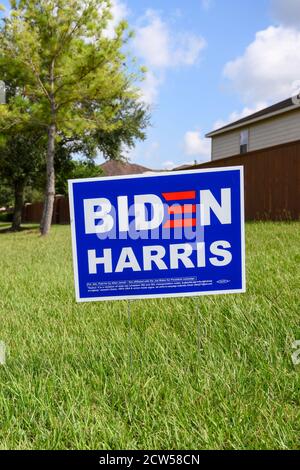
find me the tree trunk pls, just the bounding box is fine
[11,179,25,232]
[40,122,56,235]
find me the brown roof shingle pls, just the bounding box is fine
[100,160,152,176]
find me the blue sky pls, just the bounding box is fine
[118,0,300,169]
[1,0,300,169]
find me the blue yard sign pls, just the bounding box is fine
[68,167,245,302]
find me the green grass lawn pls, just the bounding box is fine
[0,222,299,450]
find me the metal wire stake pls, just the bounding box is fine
[0,341,6,366]
[195,299,201,360]
[128,300,133,373]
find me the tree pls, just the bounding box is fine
[0,0,147,236]
[0,132,45,230]
[0,80,46,230]
[55,159,103,195]
[0,95,149,230]
[95,97,150,160]
[0,181,13,209]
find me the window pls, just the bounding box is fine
[240,129,249,154]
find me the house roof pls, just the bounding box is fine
[100,160,153,176]
[206,96,300,138]
[172,163,196,171]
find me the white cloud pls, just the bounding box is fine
[134,9,206,103]
[139,71,164,105]
[128,140,160,165]
[201,0,213,11]
[184,131,211,159]
[162,161,176,170]
[213,102,268,130]
[172,33,206,66]
[104,0,129,38]
[134,10,206,68]
[134,10,170,68]
[144,141,160,158]
[224,26,300,104]
[271,0,300,28]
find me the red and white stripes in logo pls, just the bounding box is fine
[162,191,197,229]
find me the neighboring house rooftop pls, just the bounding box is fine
[100,160,152,176]
[172,163,196,171]
[206,96,300,138]
[172,162,204,171]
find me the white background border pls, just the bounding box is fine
[68,166,246,303]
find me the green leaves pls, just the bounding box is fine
[0,0,147,141]
[0,0,149,233]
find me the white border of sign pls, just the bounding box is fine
[68,166,246,302]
